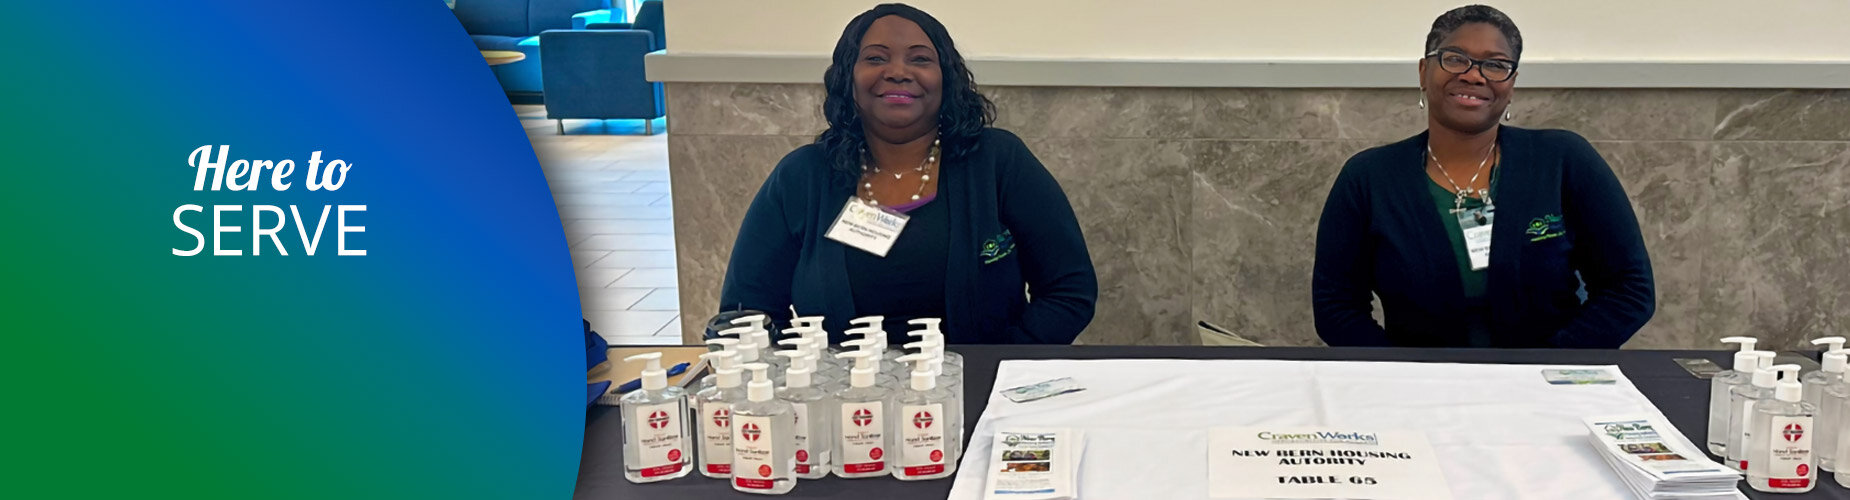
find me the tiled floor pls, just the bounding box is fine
[518,105,680,346]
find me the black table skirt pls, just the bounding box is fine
[576,346,1850,499]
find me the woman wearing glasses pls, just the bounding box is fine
[1312,5,1655,348]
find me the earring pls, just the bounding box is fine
[1418,88,1426,109]
[1503,108,1514,122]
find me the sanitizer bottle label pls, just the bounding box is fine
[633,403,687,477]
[700,401,733,474]
[839,401,886,473]
[731,415,779,490]
[1766,415,1814,489]
[899,403,947,477]
[792,403,813,474]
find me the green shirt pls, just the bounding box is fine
[1427,179,1489,299]
[1426,168,1499,346]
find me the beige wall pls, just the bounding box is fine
[664,0,1850,62]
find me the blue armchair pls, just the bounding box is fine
[539,0,666,134]
[451,0,611,99]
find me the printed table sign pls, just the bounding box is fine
[1207,427,1452,500]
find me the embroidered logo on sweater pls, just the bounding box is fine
[980,229,1016,264]
[1526,214,1567,242]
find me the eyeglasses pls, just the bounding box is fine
[1425,49,1518,82]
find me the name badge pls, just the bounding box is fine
[825,198,909,257]
[1457,204,1494,271]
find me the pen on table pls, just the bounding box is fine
[616,362,690,394]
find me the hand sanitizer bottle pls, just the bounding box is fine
[831,351,893,478]
[1729,351,1778,471]
[1748,365,1816,493]
[1814,348,1848,472]
[1836,389,1850,487]
[775,347,833,479]
[1804,338,1846,404]
[730,363,797,495]
[1709,337,1759,456]
[904,338,964,462]
[620,353,694,483]
[694,350,745,478]
[888,353,960,481]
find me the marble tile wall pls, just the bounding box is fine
[665,82,1850,350]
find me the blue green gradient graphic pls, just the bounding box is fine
[4,1,581,498]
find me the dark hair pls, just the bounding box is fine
[1425,5,1523,61]
[818,3,995,175]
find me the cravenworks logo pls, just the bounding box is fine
[1256,431,1380,445]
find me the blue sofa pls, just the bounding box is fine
[540,0,665,134]
[451,0,613,99]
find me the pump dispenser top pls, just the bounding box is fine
[1722,337,1759,371]
[743,362,775,402]
[1813,338,1848,373]
[837,351,878,388]
[730,314,772,356]
[895,353,938,391]
[1812,336,1845,352]
[624,353,669,391]
[1752,360,1785,388]
[846,326,884,348]
[776,350,814,388]
[1773,365,1804,402]
[701,350,742,388]
[906,318,941,333]
[792,315,824,330]
[1826,349,1849,375]
[717,326,761,363]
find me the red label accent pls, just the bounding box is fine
[870,447,884,460]
[796,464,810,474]
[931,450,944,462]
[844,462,885,473]
[1739,460,1748,470]
[667,449,681,462]
[758,464,772,477]
[1768,478,1811,488]
[796,450,809,462]
[706,464,731,474]
[735,478,774,489]
[1797,464,1810,476]
[639,462,685,478]
[1783,423,1805,442]
[903,464,946,476]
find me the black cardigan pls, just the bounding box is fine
[718,128,1097,344]
[1312,127,1656,348]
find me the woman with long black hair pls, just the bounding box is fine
[719,3,1097,346]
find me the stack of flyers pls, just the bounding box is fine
[1583,415,1745,500]
[982,428,1085,500]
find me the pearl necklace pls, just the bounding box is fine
[859,138,940,206]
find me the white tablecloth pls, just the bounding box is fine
[947,359,1709,500]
